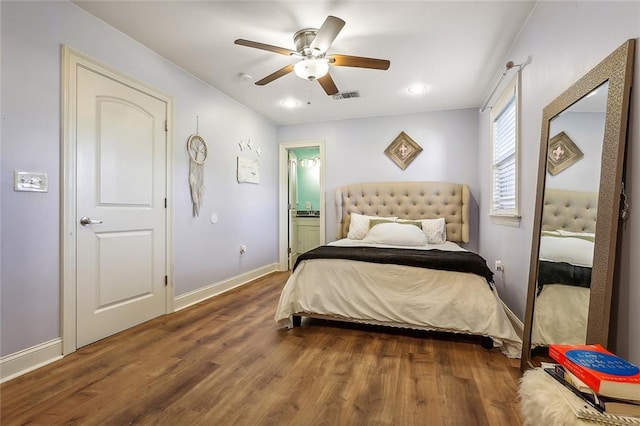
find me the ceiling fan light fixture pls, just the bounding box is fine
[408,84,429,95]
[294,58,329,81]
[281,98,300,108]
[585,88,599,98]
[235,16,390,95]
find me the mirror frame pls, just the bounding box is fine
[521,39,635,370]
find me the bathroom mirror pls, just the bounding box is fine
[521,39,635,370]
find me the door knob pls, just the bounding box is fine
[80,216,103,226]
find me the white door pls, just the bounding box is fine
[288,151,298,269]
[75,66,168,347]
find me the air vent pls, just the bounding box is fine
[332,91,360,100]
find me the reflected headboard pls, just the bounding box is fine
[542,188,598,233]
[335,181,470,243]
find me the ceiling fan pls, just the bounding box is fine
[234,15,390,96]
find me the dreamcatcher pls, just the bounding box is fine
[187,120,207,216]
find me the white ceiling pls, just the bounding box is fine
[72,1,537,125]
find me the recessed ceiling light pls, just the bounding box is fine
[408,84,429,95]
[281,99,300,108]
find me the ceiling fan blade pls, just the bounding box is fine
[309,16,345,54]
[317,73,339,96]
[255,64,295,86]
[234,39,299,57]
[328,54,390,70]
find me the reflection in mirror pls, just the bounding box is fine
[521,39,635,371]
[530,82,607,350]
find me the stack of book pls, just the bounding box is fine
[545,343,640,421]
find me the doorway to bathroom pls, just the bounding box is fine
[278,140,326,270]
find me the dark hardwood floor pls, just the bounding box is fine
[1,271,524,425]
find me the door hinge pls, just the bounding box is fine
[288,247,292,254]
[164,198,167,208]
[164,120,168,132]
[165,275,168,287]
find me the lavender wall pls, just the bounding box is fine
[1,1,278,356]
[478,1,640,362]
[277,108,480,252]
[3,0,638,368]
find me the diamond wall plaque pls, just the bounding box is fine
[384,131,423,170]
[547,131,584,175]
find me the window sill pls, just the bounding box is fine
[490,214,521,227]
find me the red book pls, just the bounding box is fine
[549,344,640,401]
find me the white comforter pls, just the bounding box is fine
[531,284,589,347]
[275,240,522,358]
[532,232,593,346]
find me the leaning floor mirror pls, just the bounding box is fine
[521,39,635,370]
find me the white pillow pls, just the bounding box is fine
[539,235,594,267]
[420,218,447,244]
[347,212,396,240]
[363,222,428,246]
[395,219,423,229]
[557,229,595,242]
[541,230,562,237]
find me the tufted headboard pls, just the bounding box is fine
[335,181,470,243]
[542,188,598,233]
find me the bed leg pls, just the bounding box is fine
[480,336,494,349]
[292,315,301,327]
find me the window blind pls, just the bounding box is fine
[492,94,517,214]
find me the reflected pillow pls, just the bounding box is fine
[420,217,447,244]
[539,234,594,267]
[363,222,428,246]
[347,212,397,240]
[557,229,596,242]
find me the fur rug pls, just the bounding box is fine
[519,368,590,426]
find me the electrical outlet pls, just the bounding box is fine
[240,244,247,255]
[495,260,504,271]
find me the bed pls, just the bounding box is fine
[530,188,598,347]
[274,181,522,358]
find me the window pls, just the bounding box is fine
[490,74,520,225]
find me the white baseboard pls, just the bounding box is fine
[174,263,280,311]
[501,299,524,340]
[1,264,280,382]
[1,338,63,383]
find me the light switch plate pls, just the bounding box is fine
[14,171,48,192]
